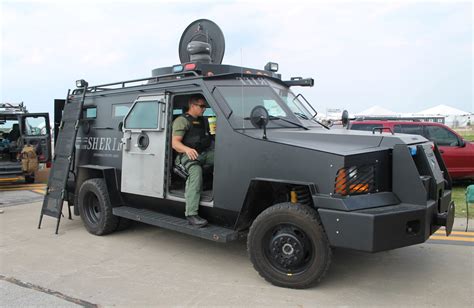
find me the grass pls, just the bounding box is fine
[453,182,474,218]
[456,127,474,142]
[452,128,473,218]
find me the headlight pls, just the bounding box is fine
[334,165,376,196]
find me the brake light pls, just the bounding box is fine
[46,162,52,168]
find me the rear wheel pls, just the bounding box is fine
[78,178,118,235]
[247,202,331,289]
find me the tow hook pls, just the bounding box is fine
[434,201,455,236]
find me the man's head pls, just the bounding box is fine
[187,94,207,117]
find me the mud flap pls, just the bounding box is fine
[445,201,455,236]
[435,201,455,236]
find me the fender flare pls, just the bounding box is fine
[74,165,122,215]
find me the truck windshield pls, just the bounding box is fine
[217,86,305,130]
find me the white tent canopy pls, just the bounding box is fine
[414,104,472,128]
[416,104,470,116]
[355,105,397,116]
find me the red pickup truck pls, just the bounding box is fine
[350,121,474,180]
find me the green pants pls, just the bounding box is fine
[176,150,214,216]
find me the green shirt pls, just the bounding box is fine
[172,115,191,137]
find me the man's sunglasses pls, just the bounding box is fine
[194,104,207,109]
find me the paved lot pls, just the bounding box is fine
[0,190,473,307]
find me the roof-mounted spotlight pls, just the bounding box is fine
[76,79,88,88]
[264,62,279,72]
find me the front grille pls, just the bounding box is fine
[334,165,376,196]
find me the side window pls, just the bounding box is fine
[425,126,459,146]
[84,107,97,119]
[125,101,159,129]
[113,104,131,118]
[24,116,47,136]
[399,124,423,135]
[0,120,19,139]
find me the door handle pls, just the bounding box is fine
[128,152,155,156]
[439,149,444,154]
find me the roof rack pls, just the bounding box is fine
[0,102,28,114]
[355,116,445,124]
[72,71,200,95]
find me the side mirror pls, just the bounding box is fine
[341,110,350,128]
[249,105,269,139]
[459,138,466,147]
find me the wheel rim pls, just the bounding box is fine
[263,223,314,275]
[83,191,101,225]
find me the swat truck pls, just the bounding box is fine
[40,19,455,289]
[0,103,51,183]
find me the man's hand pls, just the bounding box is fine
[172,135,199,160]
[185,148,199,160]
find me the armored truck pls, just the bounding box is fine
[40,20,455,289]
[0,103,51,183]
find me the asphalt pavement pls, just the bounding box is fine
[0,188,473,307]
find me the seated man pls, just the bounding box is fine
[7,123,20,142]
[172,94,214,227]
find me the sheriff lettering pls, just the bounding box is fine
[76,136,122,152]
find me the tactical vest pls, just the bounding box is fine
[181,114,211,152]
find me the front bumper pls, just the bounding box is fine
[318,190,454,252]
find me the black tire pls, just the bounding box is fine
[24,174,35,184]
[247,202,332,289]
[78,178,119,235]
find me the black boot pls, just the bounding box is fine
[186,215,208,228]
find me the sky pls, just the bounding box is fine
[1,0,473,118]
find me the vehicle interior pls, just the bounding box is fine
[0,116,21,163]
[167,94,216,202]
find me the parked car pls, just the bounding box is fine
[0,103,51,183]
[350,120,474,180]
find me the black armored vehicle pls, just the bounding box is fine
[40,20,455,289]
[0,103,51,183]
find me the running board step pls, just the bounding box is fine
[113,206,239,243]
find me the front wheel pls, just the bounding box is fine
[78,178,118,235]
[247,203,331,289]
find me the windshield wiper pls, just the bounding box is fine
[269,116,309,130]
[294,112,309,120]
[291,94,330,130]
[294,112,330,130]
[309,117,330,130]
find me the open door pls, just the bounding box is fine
[121,94,168,198]
[19,113,52,163]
